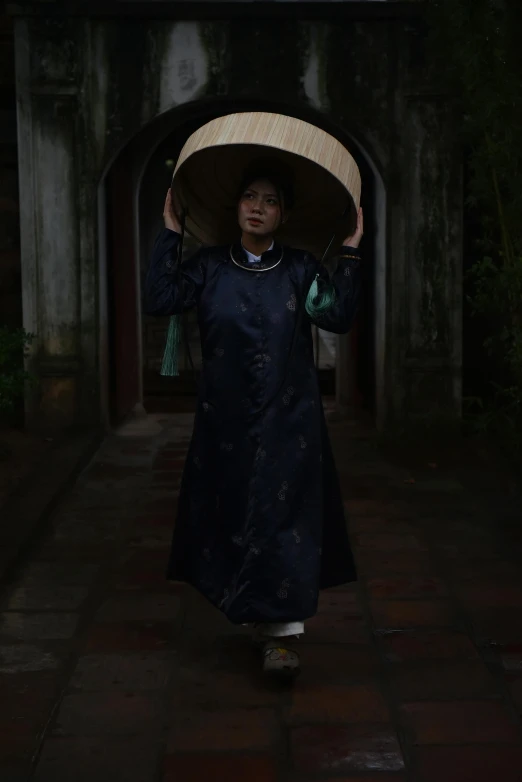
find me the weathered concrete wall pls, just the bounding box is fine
[0,13,20,332]
[394,20,463,424]
[11,4,462,430]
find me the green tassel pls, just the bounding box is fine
[160,315,181,377]
[305,273,337,319]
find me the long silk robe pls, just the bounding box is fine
[145,229,361,624]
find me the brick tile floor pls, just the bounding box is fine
[0,411,522,780]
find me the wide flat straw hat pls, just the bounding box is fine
[172,112,361,258]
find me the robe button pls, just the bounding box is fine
[166,260,172,268]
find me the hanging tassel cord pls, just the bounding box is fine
[160,204,187,378]
[305,203,351,321]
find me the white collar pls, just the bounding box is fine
[242,240,274,263]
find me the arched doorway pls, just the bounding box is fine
[100,99,386,426]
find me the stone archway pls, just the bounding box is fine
[99,99,386,425]
[12,9,463,434]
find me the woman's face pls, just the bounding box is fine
[237,178,283,238]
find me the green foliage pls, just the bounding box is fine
[0,327,35,413]
[464,386,522,457]
[429,0,522,447]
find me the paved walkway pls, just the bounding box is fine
[1,409,522,782]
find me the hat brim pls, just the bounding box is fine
[172,112,361,258]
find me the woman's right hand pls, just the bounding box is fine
[163,188,182,233]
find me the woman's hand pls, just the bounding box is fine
[163,188,182,233]
[342,207,364,248]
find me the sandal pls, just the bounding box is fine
[262,640,301,678]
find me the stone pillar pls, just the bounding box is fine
[14,17,88,430]
[0,13,20,332]
[401,96,463,426]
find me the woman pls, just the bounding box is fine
[145,163,363,677]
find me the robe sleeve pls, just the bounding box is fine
[144,228,206,316]
[306,246,362,334]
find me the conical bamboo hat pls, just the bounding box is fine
[172,112,361,257]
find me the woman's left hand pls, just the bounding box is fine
[342,207,364,248]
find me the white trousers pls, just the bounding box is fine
[257,621,304,637]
